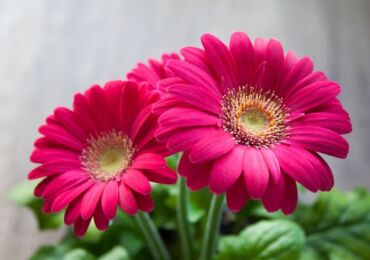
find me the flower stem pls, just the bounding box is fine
[177,177,194,260]
[135,212,171,260]
[200,193,225,260]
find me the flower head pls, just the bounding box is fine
[29,80,177,236]
[156,32,351,214]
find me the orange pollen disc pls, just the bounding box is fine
[81,130,135,181]
[220,86,288,148]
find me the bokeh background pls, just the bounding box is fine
[0,0,369,259]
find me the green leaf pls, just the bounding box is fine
[64,249,96,260]
[294,188,370,260]
[10,181,64,230]
[217,220,305,260]
[99,246,130,260]
[166,153,180,170]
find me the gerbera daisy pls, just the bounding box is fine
[127,53,179,92]
[156,32,351,214]
[29,80,177,236]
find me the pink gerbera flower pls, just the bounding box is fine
[156,32,351,214]
[127,53,179,92]
[29,80,177,236]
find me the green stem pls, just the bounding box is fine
[177,177,194,260]
[200,194,225,260]
[135,212,171,260]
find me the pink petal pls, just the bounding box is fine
[262,173,285,212]
[281,174,298,214]
[201,33,238,91]
[229,32,254,85]
[134,193,154,212]
[65,195,83,225]
[143,167,178,184]
[73,93,99,133]
[180,47,217,78]
[51,180,94,212]
[29,166,54,180]
[287,81,341,113]
[39,124,84,151]
[119,183,138,215]
[167,127,216,153]
[85,85,112,131]
[210,145,244,194]
[129,104,152,141]
[166,60,221,98]
[167,82,222,114]
[189,130,235,164]
[80,183,105,220]
[289,126,349,158]
[131,152,166,170]
[186,170,211,191]
[40,159,81,172]
[34,176,55,196]
[159,107,220,128]
[226,177,249,212]
[30,148,79,163]
[101,181,119,220]
[243,148,269,199]
[119,81,140,134]
[273,144,320,192]
[261,39,284,92]
[94,204,109,231]
[273,51,298,94]
[260,148,282,184]
[291,112,352,134]
[53,107,88,141]
[74,217,91,237]
[122,169,151,195]
[279,57,314,97]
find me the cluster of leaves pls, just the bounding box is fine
[11,156,370,259]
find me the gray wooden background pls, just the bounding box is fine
[0,0,369,259]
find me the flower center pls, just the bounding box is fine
[81,130,134,181]
[221,86,288,147]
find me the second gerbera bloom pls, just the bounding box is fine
[156,32,351,214]
[29,80,177,236]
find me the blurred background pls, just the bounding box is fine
[0,0,369,259]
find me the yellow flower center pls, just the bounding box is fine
[221,86,288,147]
[81,130,134,181]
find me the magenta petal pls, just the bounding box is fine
[129,104,152,140]
[229,32,254,85]
[166,60,221,98]
[159,107,220,128]
[167,83,221,114]
[289,126,349,158]
[65,195,83,225]
[201,33,238,91]
[210,145,244,194]
[132,152,166,170]
[74,217,91,237]
[189,130,235,164]
[281,174,298,214]
[273,144,320,192]
[80,184,105,220]
[40,159,81,172]
[167,127,216,153]
[291,112,352,134]
[101,181,118,220]
[134,193,154,212]
[143,167,178,184]
[262,173,285,212]
[180,47,216,78]
[260,148,282,184]
[94,204,109,231]
[51,181,94,212]
[39,124,84,151]
[30,148,79,164]
[53,107,88,141]
[262,39,284,92]
[287,81,341,113]
[122,169,151,195]
[119,183,138,215]
[243,148,269,199]
[226,177,249,212]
